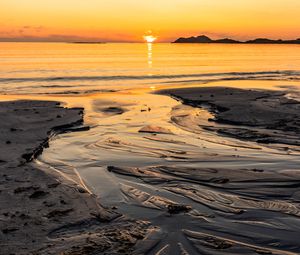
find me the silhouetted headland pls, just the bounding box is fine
[71,42,106,44]
[174,35,300,44]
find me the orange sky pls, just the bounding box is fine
[1,0,300,42]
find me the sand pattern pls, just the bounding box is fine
[103,87,300,254]
[0,101,148,255]
[2,87,300,254]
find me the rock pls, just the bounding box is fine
[46,209,74,218]
[167,204,192,214]
[29,190,49,199]
[139,125,173,135]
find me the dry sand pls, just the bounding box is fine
[2,86,300,255]
[160,86,300,148]
[0,100,149,255]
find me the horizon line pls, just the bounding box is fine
[1,34,300,44]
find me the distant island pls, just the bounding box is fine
[173,35,300,44]
[71,42,106,44]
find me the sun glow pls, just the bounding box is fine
[1,1,300,42]
[144,35,157,43]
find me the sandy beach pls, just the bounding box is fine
[1,84,300,254]
[0,100,150,255]
[160,86,300,148]
[104,86,300,254]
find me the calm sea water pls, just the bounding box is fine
[1,42,300,95]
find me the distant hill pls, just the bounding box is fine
[173,35,300,44]
[71,42,106,44]
[245,38,300,44]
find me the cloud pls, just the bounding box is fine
[22,26,44,32]
[0,25,45,37]
[0,31,141,43]
[0,34,109,42]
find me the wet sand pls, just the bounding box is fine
[160,86,300,148]
[1,85,300,255]
[102,87,300,254]
[0,100,148,255]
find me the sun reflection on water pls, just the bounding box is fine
[143,32,157,70]
[147,42,153,68]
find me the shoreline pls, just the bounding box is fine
[1,85,300,254]
[0,100,148,255]
[101,86,300,254]
[158,86,300,149]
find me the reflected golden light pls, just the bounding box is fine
[144,32,156,68]
[147,42,153,68]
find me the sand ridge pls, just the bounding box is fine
[159,86,300,149]
[0,100,148,255]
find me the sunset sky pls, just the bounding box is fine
[1,0,300,42]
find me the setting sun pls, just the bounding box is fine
[1,0,300,42]
[144,35,157,43]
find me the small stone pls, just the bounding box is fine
[167,204,192,214]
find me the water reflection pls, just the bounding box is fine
[147,42,153,69]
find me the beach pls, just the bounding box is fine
[1,86,300,254]
[1,43,300,254]
[0,100,150,254]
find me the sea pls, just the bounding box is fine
[1,42,300,95]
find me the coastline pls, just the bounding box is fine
[158,86,300,149]
[173,35,300,44]
[100,85,300,254]
[1,84,300,254]
[0,100,148,255]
